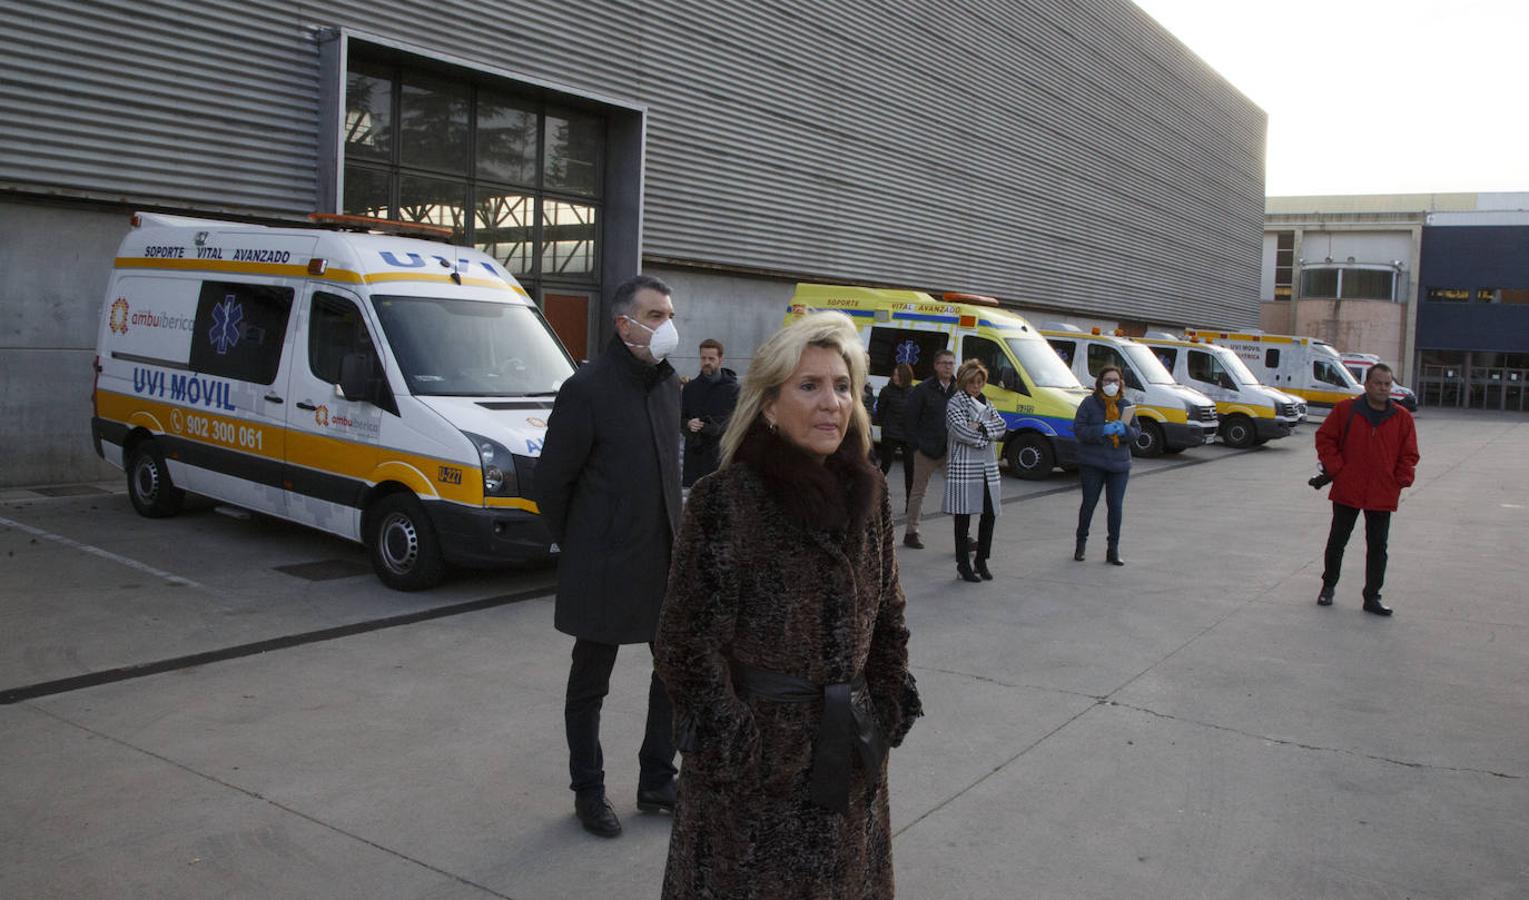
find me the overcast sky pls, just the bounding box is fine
[1129,0,1528,197]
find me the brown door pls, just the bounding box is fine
[544,292,591,361]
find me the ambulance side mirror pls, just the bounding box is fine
[339,352,377,404]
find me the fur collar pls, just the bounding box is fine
[733,421,881,533]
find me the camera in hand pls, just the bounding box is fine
[1307,466,1332,490]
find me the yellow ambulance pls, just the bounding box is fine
[1185,329,1364,411]
[1136,334,1304,448]
[785,284,1086,479]
[92,212,572,590]
[1039,325,1219,456]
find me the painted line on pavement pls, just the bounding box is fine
[0,585,554,705]
[0,514,209,591]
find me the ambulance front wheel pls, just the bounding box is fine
[367,493,447,592]
[126,441,185,518]
[1131,421,1165,458]
[1005,434,1055,481]
[1220,415,1257,449]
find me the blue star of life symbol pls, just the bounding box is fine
[894,339,921,366]
[208,295,243,355]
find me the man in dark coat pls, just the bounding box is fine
[1315,363,1420,616]
[535,274,683,837]
[900,349,957,548]
[679,338,739,487]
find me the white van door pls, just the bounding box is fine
[1184,347,1240,404]
[281,285,390,538]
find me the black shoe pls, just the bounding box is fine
[1073,539,1086,562]
[1105,546,1124,567]
[973,558,993,581]
[956,556,981,583]
[903,533,924,549]
[636,781,677,814]
[1317,587,1334,606]
[575,792,622,838]
[1362,598,1393,617]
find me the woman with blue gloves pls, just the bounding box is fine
[1072,366,1139,565]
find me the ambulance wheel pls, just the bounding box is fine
[1131,421,1165,458]
[1220,415,1256,449]
[367,493,447,592]
[1005,434,1055,480]
[126,441,184,518]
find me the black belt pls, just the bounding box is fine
[731,661,886,814]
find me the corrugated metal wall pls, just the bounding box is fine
[0,0,1264,326]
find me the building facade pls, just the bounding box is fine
[1261,193,1529,407]
[1,0,1266,487]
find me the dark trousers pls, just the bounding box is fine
[565,638,677,796]
[953,486,996,561]
[1076,466,1129,546]
[1321,502,1391,601]
[878,438,915,507]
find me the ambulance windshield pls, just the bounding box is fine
[373,296,574,397]
[1004,337,1081,388]
[1217,349,1262,387]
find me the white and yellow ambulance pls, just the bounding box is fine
[1186,329,1363,412]
[785,284,1087,479]
[1135,334,1303,448]
[1039,325,1219,457]
[92,212,572,590]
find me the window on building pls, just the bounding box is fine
[1341,269,1395,300]
[1273,231,1294,299]
[342,57,605,298]
[1503,289,1529,306]
[1426,287,1470,302]
[189,282,293,385]
[1300,269,1338,299]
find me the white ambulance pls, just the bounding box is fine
[91,212,572,590]
[1040,325,1219,457]
[1136,334,1304,448]
[1186,329,1363,412]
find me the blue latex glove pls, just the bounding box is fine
[1104,421,1125,437]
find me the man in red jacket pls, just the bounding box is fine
[1315,363,1420,615]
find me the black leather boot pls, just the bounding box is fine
[1105,544,1124,566]
[955,530,980,582]
[1073,538,1086,562]
[973,557,993,580]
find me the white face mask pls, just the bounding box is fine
[624,316,680,361]
[1102,382,1120,397]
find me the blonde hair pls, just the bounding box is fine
[956,358,989,390]
[721,312,871,466]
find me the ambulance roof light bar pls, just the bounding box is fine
[941,291,1000,308]
[308,213,454,241]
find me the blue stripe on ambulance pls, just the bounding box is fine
[999,413,1076,440]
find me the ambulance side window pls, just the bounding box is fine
[962,335,1023,395]
[1086,343,1142,391]
[1187,350,1234,389]
[1314,358,1348,387]
[1154,347,1177,371]
[188,281,294,385]
[1265,348,1280,368]
[866,327,949,380]
[1047,339,1076,366]
[309,293,377,385]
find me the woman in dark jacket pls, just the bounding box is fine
[1072,366,1140,565]
[875,362,915,507]
[655,312,922,900]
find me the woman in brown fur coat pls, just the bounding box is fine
[655,312,922,899]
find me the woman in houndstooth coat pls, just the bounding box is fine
[941,359,1004,583]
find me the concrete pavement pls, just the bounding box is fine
[2,409,1526,898]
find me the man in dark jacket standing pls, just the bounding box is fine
[679,338,739,487]
[535,274,682,837]
[1314,363,1420,616]
[901,349,957,548]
